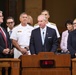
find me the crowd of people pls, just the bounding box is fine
[0,9,76,59]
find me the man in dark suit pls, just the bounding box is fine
[68,18,76,58]
[29,15,58,55]
[6,16,15,58]
[0,10,12,58]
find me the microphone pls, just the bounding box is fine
[43,31,44,35]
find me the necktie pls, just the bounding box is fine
[0,28,8,48]
[9,30,12,36]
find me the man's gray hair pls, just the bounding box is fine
[38,15,47,21]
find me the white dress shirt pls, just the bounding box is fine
[40,26,46,45]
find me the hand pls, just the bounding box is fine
[9,49,14,54]
[75,53,76,56]
[3,48,10,54]
[20,48,28,55]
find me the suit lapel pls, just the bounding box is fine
[37,28,42,45]
[44,27,48,45]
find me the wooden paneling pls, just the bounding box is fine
[25,0,42,24]
[0,0,25,26]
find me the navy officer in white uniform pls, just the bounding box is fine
[10,12,33,58]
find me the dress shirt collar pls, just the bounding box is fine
[40,26,47,33]
[20,23,30,28]
[7,27,12,32]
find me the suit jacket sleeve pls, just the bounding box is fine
[50,30,58,52]
[67,32,76,55]
[29,30,36,54]
[0,28,11,53]
[0,46,4,53]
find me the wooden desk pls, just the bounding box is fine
[20,52,71,75]
[0,58,20,75]
[72,58,76,75]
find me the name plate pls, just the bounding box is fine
[40,60,55,68]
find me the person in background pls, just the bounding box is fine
[6,16,15,36]
[29,15,58,55]
[6,16,15,57]
[10,12,33,58]
[0,10,12,58]
[34,10,60,38]
[60,20,73,53]
[68,18,76,58]
[27,15,33,26]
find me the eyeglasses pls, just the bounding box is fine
[7,21,14,24]
[73,23,76,25]
[42,14,48,16]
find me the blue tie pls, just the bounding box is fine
[9,30,12,36]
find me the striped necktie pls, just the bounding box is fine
[0,28,8,48]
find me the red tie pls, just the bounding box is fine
[0,28,8,48]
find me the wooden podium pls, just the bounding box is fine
[20,52,71,75]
